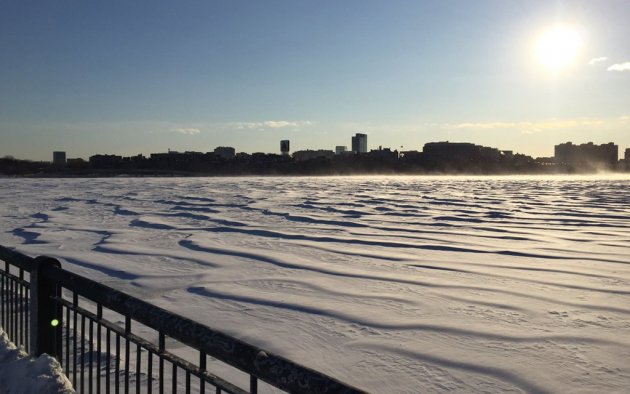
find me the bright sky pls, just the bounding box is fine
[1,1,629,161]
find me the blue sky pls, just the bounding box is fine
[1,1,629,160]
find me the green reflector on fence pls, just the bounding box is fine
[51,319,59,327]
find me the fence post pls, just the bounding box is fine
[30,256,62,358]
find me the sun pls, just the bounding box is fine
[534,26,583,71]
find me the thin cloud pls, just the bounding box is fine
[264,120,312,128]
[607,62,630,71]
[233,120,312,130]
[454,122,521,130]
[588,57,608,65]
[452,119,605,134]
[172,127,201,135]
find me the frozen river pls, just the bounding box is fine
[1,175,630,393]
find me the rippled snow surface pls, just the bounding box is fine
[2,176,630,393]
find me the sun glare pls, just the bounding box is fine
[534,26,582,71]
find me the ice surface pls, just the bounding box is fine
[1,175,630,393]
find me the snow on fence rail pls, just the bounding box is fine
[0,245,365,394]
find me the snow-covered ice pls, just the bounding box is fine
[1,175,629,393]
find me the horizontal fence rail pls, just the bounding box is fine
[0,245,365,394]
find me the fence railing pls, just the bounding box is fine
[0,245,365,394]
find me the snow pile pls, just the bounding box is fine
[1,175,629,393]
[0,329,74,394]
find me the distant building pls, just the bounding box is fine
[53,151,66,166]
[554,142,618,169]
[625,148,630,162]
[89,154,123,168]
[368,147,398,159]
[66,158,88,169]
[423,141,504,165]
[123,154,145,165]
[280,140,290,155]
[535,157,556,166]
[292,149,335,161]
[351,133,368,153]
[335,146,347,155]
[423,142,479,160]
[213,146,235,159]
[400,150,421,160]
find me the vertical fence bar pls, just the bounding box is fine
[14,275,18,343]
[7,273,11,338]
[81,314,86,394]
[136,343,141,394]
[89,318,94,394]
[124,316,131,394]
[65,304,70,379]
[9,277,13,339]
[97,305,103,394]
[25,287,30,353]
[18,268,24,346]
[115,333,121,394]
[72,292,79,387]
[14,276,18,341]
[159,333,165,394]
[29,256,62,358]
[73,293,78,388]
[106,327,111,394]
[148,351,153,394]
[199,351,206,394]
[5,270,8,339]
[12,276,16,341]
[172,364,177,394]
[5,271,8,337]
[1,263,5,329]
[250,376,258,394]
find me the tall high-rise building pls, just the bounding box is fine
[53,151,66,166]
[280,140,290,155]
[625,148,630,162]
[351,133,367,153]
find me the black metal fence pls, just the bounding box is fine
[0,245,365,394]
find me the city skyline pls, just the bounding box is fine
[1,1,629,160]
[4,133,627,163]
[9,138,626,167]
[3,138,626,177]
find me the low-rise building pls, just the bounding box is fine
[214,146,236,159]
[293,149,335,161]
[554,142,618,169]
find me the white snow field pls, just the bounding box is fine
[1,175,629,393]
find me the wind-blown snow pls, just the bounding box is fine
[1,175,629,393]
[0,329,74,393]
